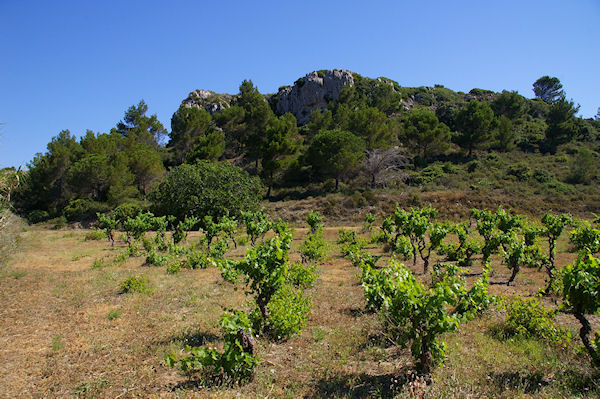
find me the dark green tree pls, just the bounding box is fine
[260,113,300,197]
[401,108,451,159]
[454,100,495,156]
[185,128,226,164]
[305,109,335,137]
[544,97,579,153]
[115,100,167,146]
[345,106,395,149]
[169,105,212,164]
[16,130,83,214]
[491,90,526,120]
[213,105,246,156]
[67,154,112,201]
[533,76,564,103]
[306,129,365,190]
[127,145,165,195]
[235,80,275,168]
[493,115,516,152]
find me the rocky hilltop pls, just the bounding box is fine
[179,69,355,123]
[181,89,234,115]
[274,69,354,123]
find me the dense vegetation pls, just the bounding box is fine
[10,72,599,224]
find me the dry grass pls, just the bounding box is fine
[1,222,598,398]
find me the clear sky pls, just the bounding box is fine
[1,0,599,169]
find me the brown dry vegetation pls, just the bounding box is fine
[1,220,599,398]
[265,189,597,227]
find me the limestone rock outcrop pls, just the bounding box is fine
[274,70,354,124]
[181,89,234,115]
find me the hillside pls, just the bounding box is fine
[9,69,599,226]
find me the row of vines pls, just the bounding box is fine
[339,206,600,375]
[91,204,599,386]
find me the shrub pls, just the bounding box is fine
[373,262,491,374]
[63,199,108,222]
[241,210,272,245]
[562,253,600,366]
[306,210,323,234]
[49,216,67,229]
[543,180,576,195]
[84,229,106,241]
[166,310,257,384]
[145,250,169,267]
[166,260,182,274]
[500,296,570,344]
[151,161,263,223]
[113,203,142,224]
[253,284,311,340]
[533,168,554,183]
[300,231,327,262]
[120,275,152,294]
[568,148,597,185]
[507,162,531,181]
[186,250,212,269]
[27,210,49,223]
[287,262,318,288]
[466,160,480,173]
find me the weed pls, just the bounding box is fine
[497,296,570,344]
[91,258,107,269]
[166,260,182,275]
[7,269,27,279]
[84,229,106,241]
[73,378,110,398]
[107,309,122,320]
[51,335,64,351]
[120,275,152,294]
[312,327,327,342]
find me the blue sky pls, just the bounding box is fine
[1,0,599,169]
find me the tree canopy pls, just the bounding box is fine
[306,129,365,190]
[533,76,564,104]
[150,161,263,224]
[454,100,495,156]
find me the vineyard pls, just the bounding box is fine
[1,206,599,398]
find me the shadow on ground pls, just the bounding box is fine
[304,369,431,399]
[159,329,220,347]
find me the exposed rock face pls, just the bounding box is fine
[274,69,354,124]
[182,89,233,115]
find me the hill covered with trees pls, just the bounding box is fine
[11,70,600,223]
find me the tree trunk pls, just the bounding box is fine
[507,264,519,286]
[543,263,555,295]
[419,335,433,375]
[257,298,268,330]
[266,185,271,199]
[335,177,339,191]
[574,312,600,366]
